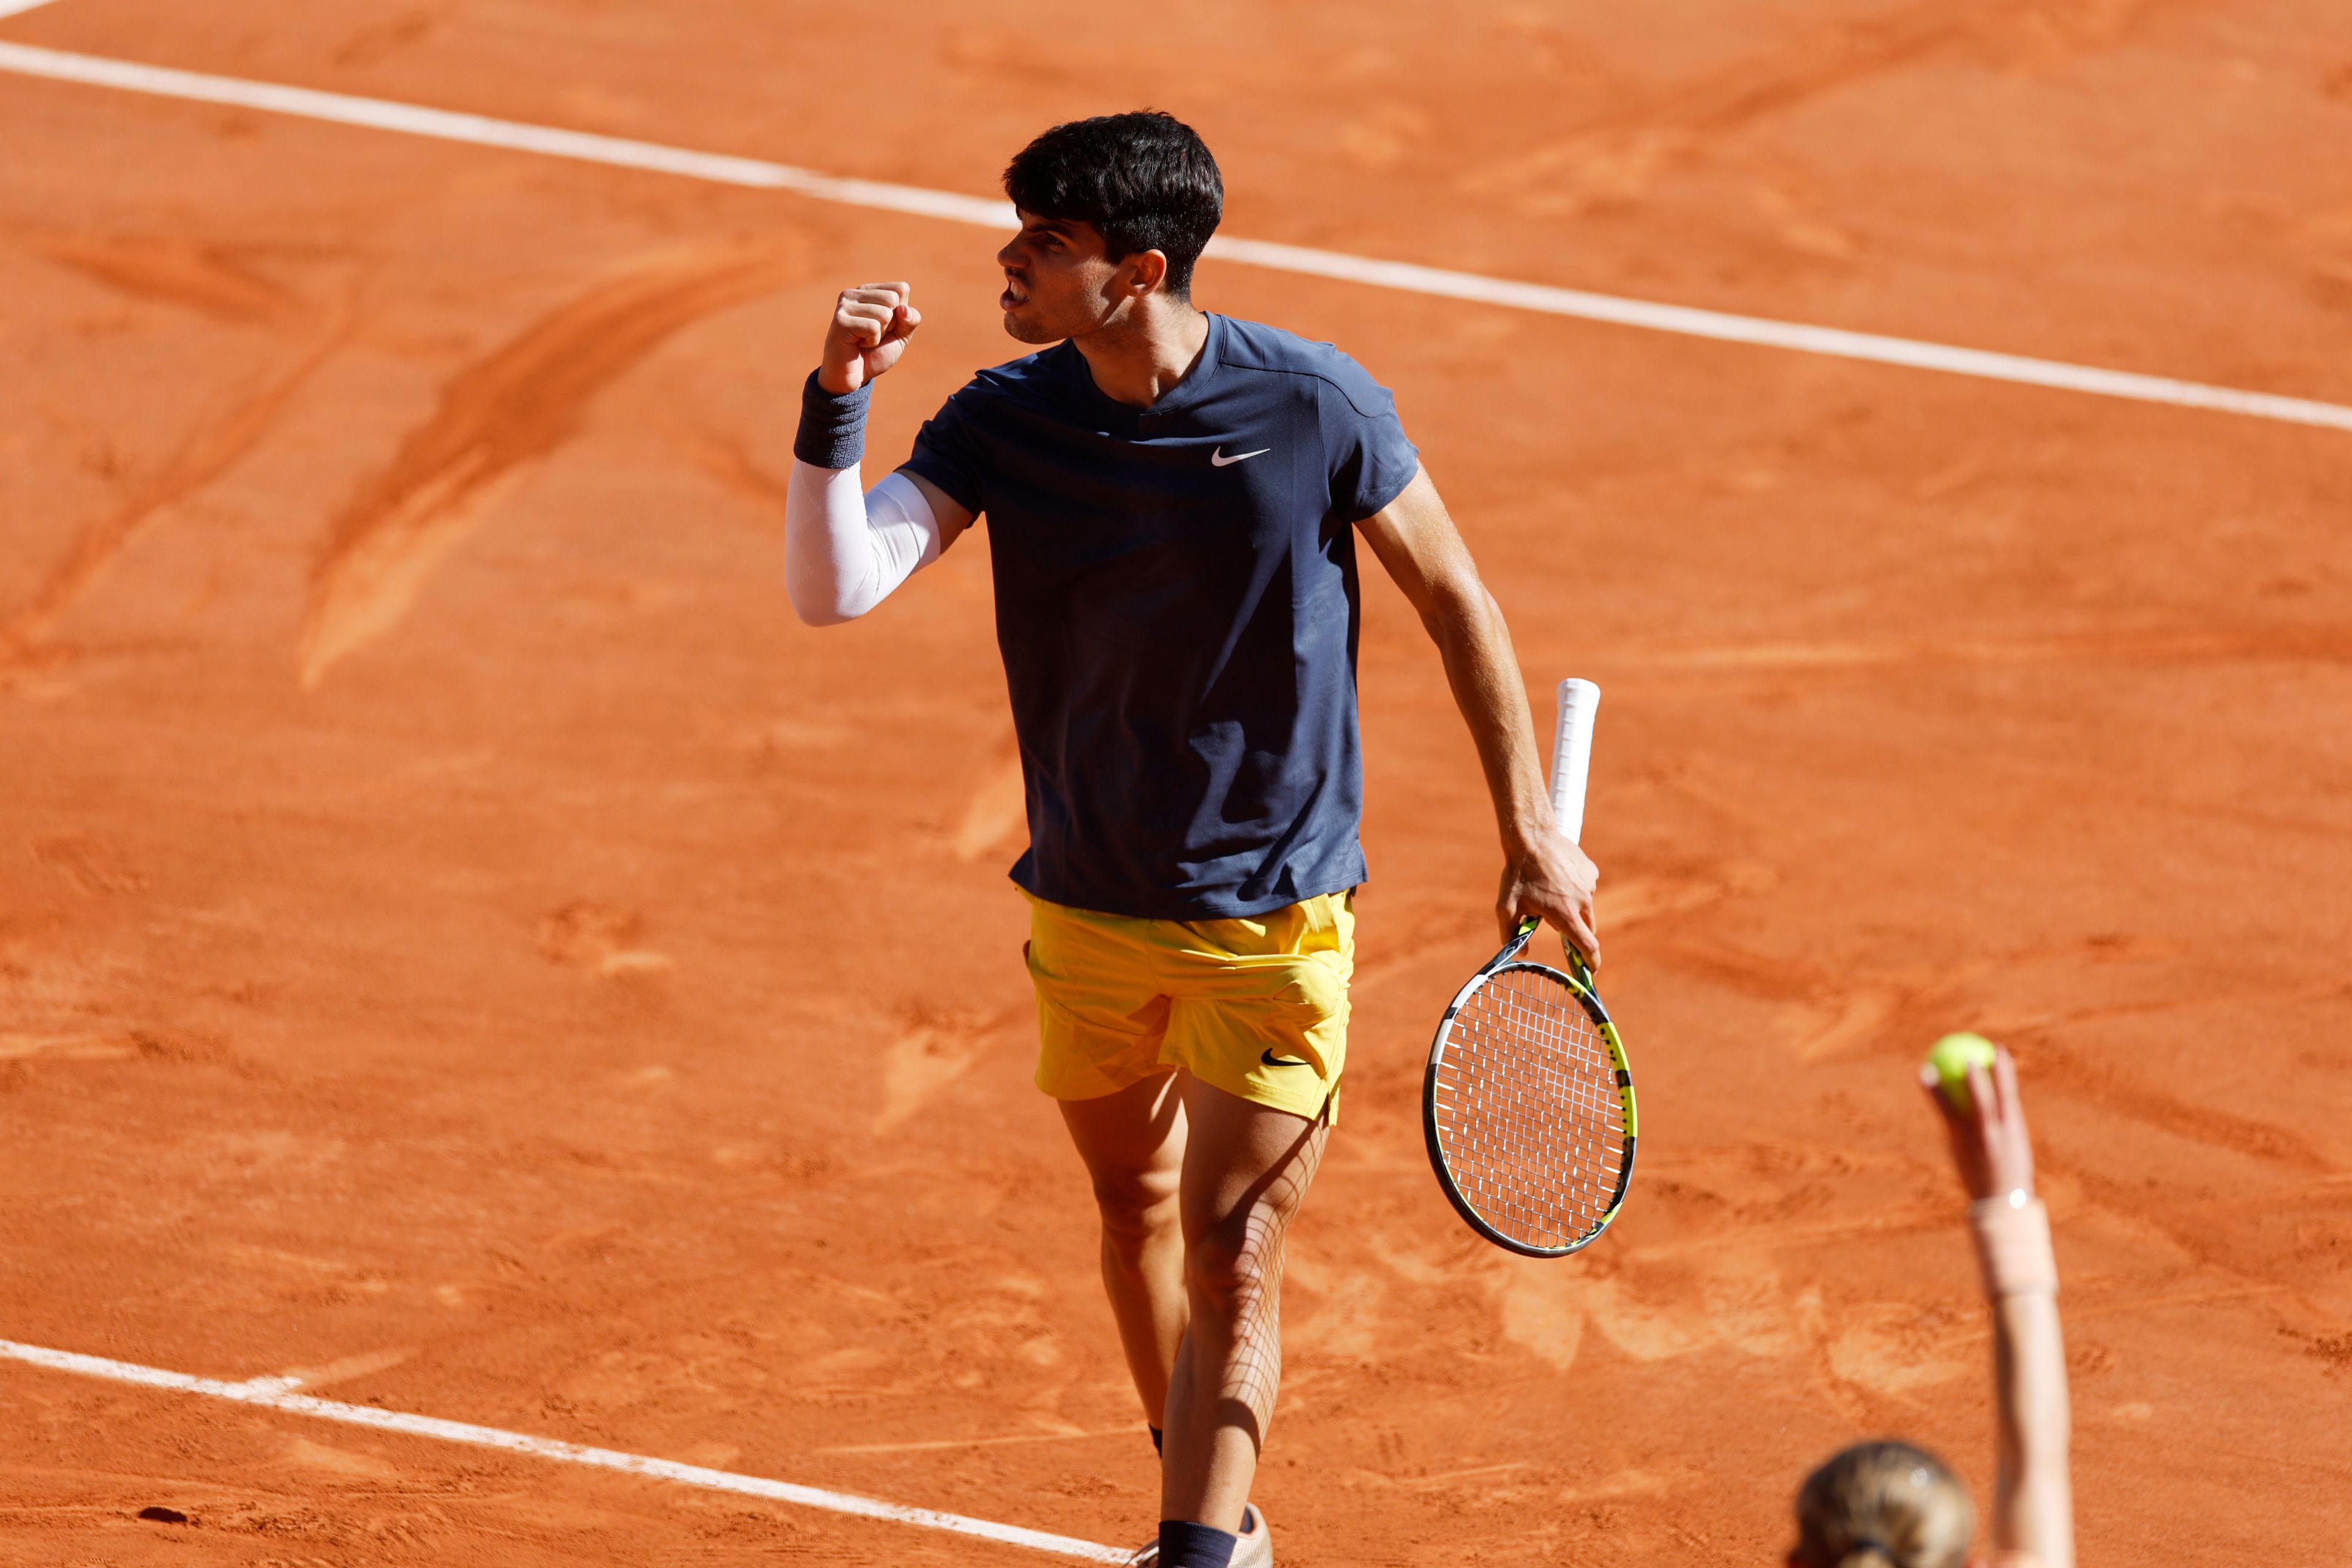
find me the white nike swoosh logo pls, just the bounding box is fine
[1210,447,1271,467]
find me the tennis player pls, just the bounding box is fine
[783,110,1597,1568]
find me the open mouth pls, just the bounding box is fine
[1000,274,1028,310]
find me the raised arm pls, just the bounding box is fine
[785,281,976,626]
[1355,467,1599,960]
[1924,1048,2074,1568]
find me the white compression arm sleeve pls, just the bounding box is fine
[784,459,944,625]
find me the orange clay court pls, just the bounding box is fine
[4,1,2351,1563]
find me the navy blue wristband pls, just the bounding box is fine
[794,370,871,469]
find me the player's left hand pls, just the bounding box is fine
[1498,823,1599,965]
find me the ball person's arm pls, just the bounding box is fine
[1355,468,1599,959]
[1924,1049,2074,1568]
[786,282,975,625]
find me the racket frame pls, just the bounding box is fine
[1422,916,1640,1259]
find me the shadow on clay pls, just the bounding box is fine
[298,238,807,688]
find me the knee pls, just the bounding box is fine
[1091,1166,1180,1256]
[1184,1213,1276,1313]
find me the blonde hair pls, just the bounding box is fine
[1792,1441,1974,1568]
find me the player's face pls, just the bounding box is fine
[998,212,1125,344]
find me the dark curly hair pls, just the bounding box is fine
[1003,111,1224,299]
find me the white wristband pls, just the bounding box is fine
[1969,1194,2058,1297]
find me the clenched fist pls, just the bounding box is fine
[818,281,921,394]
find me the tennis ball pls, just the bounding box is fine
[1924,1032,1998,1111]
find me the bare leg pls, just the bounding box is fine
[1159,1070,1329,1532]
[1058,1072,1189,1427]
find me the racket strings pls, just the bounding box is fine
[1432,967,1626,1251]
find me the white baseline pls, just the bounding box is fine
[1,40,2348,435]
[0,2,66,19]
[0,1337,1128,1562]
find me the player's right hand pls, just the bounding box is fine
[818,282,921,395]
[1922,1046,2036,1203]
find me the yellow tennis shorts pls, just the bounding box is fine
[1023,888,1354,1124]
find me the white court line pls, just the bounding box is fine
[0,1337,1129,1562]
[0,1,65,19]
[2,42,2350,435]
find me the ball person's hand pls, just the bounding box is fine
[819,282,921,395]
[1921,1044,2036,1202]
[1498,818,1599,966]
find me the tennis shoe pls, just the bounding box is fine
[1234,1505,1273,1567]
[1126,1507,1272,1568]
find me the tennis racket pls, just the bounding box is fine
[1422,677,1637,1257]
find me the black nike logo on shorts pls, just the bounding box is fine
[1261,1049,1311,1068]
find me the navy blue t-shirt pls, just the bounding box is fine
[902,314,1420,920]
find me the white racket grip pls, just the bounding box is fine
[1550,678,1600,843]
